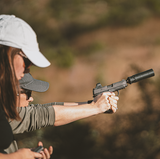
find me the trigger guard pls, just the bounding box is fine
[115,91,119,96]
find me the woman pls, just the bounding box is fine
[0,14,118,158]
[0,105,43,159]
[0,14,52,158]
[0,47,45,158]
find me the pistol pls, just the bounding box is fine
[93,69,155,113]
[32,146,43,153]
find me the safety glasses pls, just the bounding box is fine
[18,52,32,70]
[20,90,32,100]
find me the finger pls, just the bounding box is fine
[109,102,117,111]
[110,100,117,107]
[104,93,119,102]
[95,92,112,101]
[106,99,110,105]
[111,106,117,113]
[111,104,117,110]
[103,92,112,97]
[44,148,51,159]
[38,141,43,146]
[108,97,117,106]
[107,103,111,110]
[33,152,43,158]
[109,98,119,106]
[109,99,118,105]
[109,100,117,112]
[114,96,119,101]
[94,92,110,103]
[110,95,119,100]
[40,151,46,159]
[110,92,116,96]
[49,146,53,155]
[112,95,119,100]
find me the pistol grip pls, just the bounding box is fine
[104,109,113,114]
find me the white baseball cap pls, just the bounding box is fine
[0,14,50,68]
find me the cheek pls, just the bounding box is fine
[14,55,25,80]
[20,95,28,107]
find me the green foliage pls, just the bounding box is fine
[1,2,160,158]
[48,0,85,20]
[41,44,75,68]
[77,42,104,56]
[1,0,160,66]
[52,47,74,68]
[106,0,150,26]
[145,0,160,16]
[105,0,160,26]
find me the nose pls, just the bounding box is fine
[20,73,24,79]
[28,96,34,102]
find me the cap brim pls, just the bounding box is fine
[22,48,50,68]
[21,79,49,92]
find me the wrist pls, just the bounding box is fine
[90,102,102,115]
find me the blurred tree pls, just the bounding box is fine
[43,122,98,159]
[40,66,160,159]
[106,0,150,26]
[145,0,160,16]
[0,1,160,158]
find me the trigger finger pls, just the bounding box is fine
[103,92,112,97]
[110,95,119,101]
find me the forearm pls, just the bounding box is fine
[52,101,91,106]
[0,152,21,159]
[64,101,92,106]
[53,92,118,126]
[53,103,99,126]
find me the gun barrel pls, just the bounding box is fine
[126,69,155,84]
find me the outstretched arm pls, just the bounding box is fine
[53,92,119,126]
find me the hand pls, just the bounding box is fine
[37,141,53,159]
[16,148,43,159]
[107,92,119,113]
[93,92,119,113]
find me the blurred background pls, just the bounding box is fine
[1,0,160,158]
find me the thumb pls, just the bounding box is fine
[38,141,43,146]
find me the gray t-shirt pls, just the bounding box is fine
[5,103,55,153]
